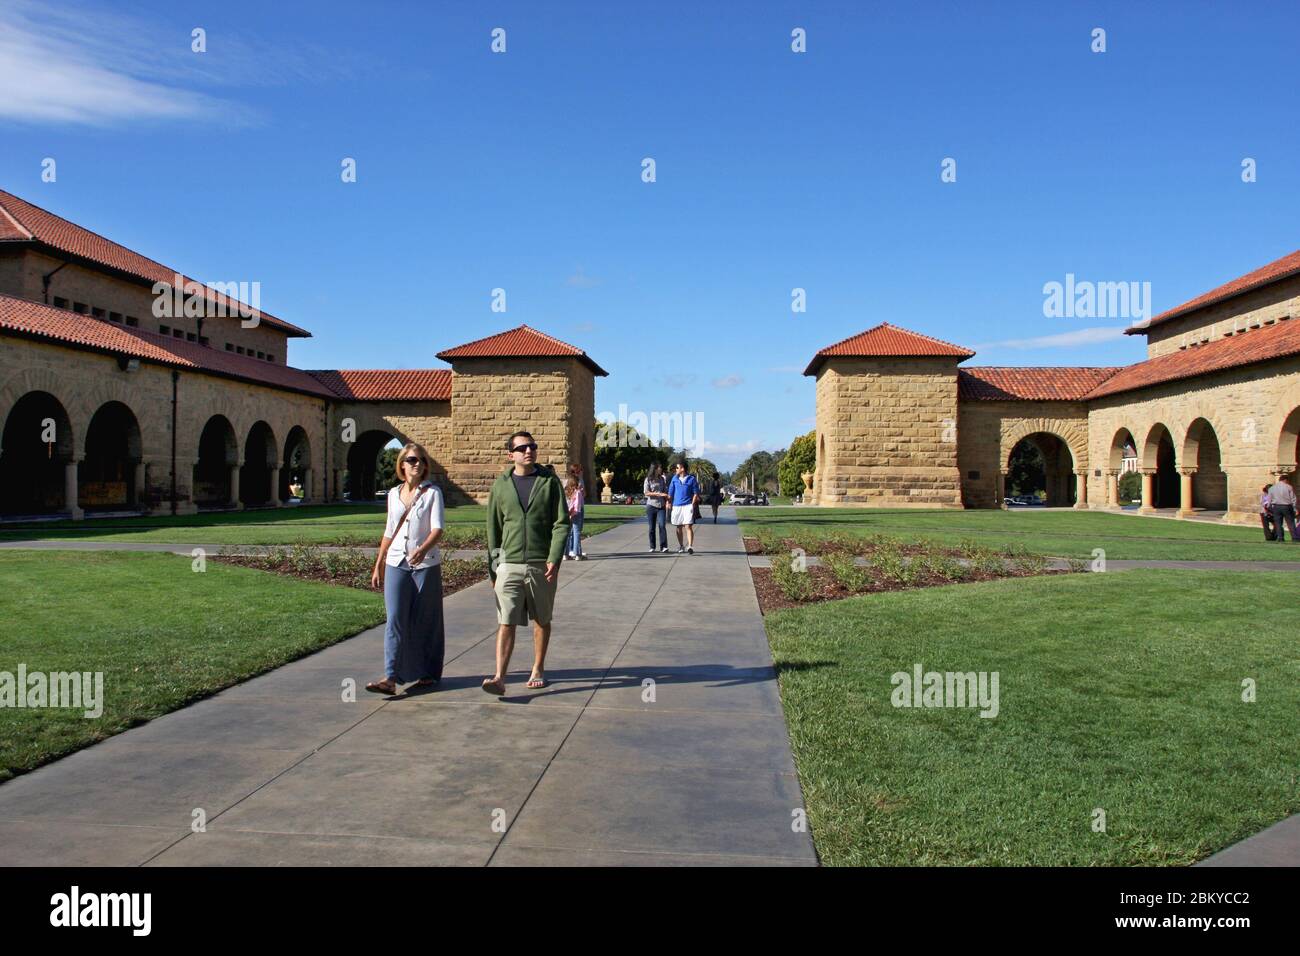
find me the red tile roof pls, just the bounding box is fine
[804,323,975,375]
[1134,248,1300,335]
[959,367,1123,401]
[1086,316,1300,399]
[0,188,310,338]
[0,293,334,398]
[436,324,608,376]
[308,369,452,402]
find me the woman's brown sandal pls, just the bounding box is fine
[365,679,397,695]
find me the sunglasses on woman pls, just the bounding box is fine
[402,456,424,466]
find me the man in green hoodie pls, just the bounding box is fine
[482,430,571,695]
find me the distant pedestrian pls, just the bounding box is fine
[644,463,669,552]
[366,443,445,696]
[1267,475,1297,543]
[668,458,700,554]
[564,475,585,560]
[567,462,586,559]
[1260,484,1275,541]
[707,475,723,523]
[482,430,570,694]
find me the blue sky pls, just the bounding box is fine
[2,0,1298,469]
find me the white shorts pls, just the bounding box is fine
[670,504,694,526]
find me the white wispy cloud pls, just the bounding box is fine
[565,266,601,289]
[712,374,743,388]
[973,326,1127,350]
[0,1,350,127]
[661,372,697,389]
[701,439,765,455]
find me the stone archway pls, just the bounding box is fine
[193,415,238,508]
[1182,417,1227,515]
[1103,427,1138,508]
[1278,404,1300,485]
[346,429,397,502]
[281,425,312,502]
[1140,423,1180,511]
[241,421,278,508]
[1006,432,1077,506]
[81,401,143,511]
[0,390,75,516]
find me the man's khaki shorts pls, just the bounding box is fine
[493,561,557,627]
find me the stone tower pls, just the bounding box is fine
[805,323,970,507]
[436,325,607,502]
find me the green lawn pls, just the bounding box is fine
[0,503,631,547]
[739,506,1296,561]
[0,550,387,782]
[765,570,1300,866]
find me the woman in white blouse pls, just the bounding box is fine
[366,442,446,695]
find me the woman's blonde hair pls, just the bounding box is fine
[397,442,432,482]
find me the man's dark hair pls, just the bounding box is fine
[506,430,534,450]
[673,457,689,472]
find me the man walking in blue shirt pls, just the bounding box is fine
[667,458,701,554]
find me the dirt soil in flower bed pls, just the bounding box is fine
[750,564,1074,614]
[744,535,966,558]
[214,554,487,596]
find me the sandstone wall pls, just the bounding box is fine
[813,357,963,507]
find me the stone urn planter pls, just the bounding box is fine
[600,469,614,503]
[801,470,815,504]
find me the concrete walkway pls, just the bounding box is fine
[0,510,817,867]
[1197,813,1300,866]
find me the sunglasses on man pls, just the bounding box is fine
[510,442,538,453]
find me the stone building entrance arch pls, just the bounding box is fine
[346,429,398,502]
[1005,431,1077,506]
[1000,419,1088,508]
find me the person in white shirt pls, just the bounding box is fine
[366,442,446,694]
[1267,475,1297,543]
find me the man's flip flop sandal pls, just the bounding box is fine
[481,679,506,696]
[526,678,547,689]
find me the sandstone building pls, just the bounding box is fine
[806,249,1300,525]
[0,189,603,518]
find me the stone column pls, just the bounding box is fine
[332,468,341,501]
[173,457,200,515]
[65,459,84,520]
[1106,472,1119,509]
[302,467,312,503]
[269,466,282,508]
[1139,470,1156,513]
[229,461,243,510]
[133,459,147,511]
[1073,472,1088,510]
[1177,469,1196,518]
[998,471,1009,509]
